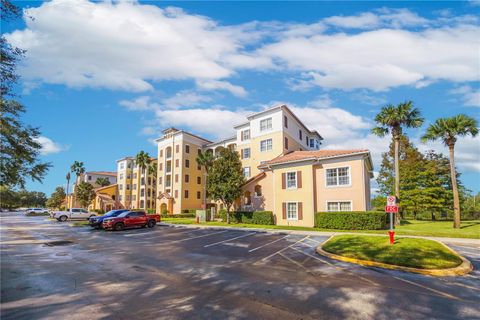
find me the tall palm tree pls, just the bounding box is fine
[95,177,111,187]
[70,161,85,207]
[135,151,151,210]
[372,101,424,223]
[422,114,478,229]
[65,172,71,209]
[148,163,157,209]
[196,151,215,211]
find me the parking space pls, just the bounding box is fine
[1,213,479,320]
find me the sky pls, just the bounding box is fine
[2,0,479,196]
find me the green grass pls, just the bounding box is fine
[322,235,463,269]
[161,218,480,239]
[71,221,90,227]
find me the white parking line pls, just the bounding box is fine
[248,235,290,252]
[256,236,309,263]
[392,276,461,301]
[204,232,255,248]
[168,230,230,244]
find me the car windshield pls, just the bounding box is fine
[104,210,124,217]
[118,211,132,218]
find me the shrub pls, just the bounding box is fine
[147,209,156,214]
[182,209,199,214]
[219,210,274,225]
[161,208,169,215]
[218,209,228,222]
[26,212,50,216]
[92,209,105,215]
[315,211,387,230]
[252,211,274,225]
[160,213,196,218]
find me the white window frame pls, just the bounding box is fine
[243,167,251,178]
[119,173,124,180]
[286,171,297,190]
[286,202,298,221]
[260,117,272,132]
[260,139,273,152]
[243,148,251,159]
[326,200,353,212]
[119,162,125,170]
[241,129,250,141]
[325,166,351,188]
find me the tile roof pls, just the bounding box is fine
[260,149,370,167]
[88,171,117,176]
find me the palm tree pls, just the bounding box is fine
[70,161,85,207]
[96,177,111,187]
[372,101,424,223]
[196,151,215,211]
[135,151,151,210]
[65,172,71,209]
[422,114,478,228]
[148,163,157,209]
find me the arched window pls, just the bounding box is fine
[244,191,251,205]
[254,185,262,197]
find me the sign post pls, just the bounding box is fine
[385,196,398,244]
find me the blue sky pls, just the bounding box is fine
[3,0,479,196]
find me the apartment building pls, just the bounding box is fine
[81,171,117,187]
[153,104,373,226]
[156,128,211,214]
[116,157,157,210]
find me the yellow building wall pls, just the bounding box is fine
[241,172,275,212]
[91,184,118,211]
[241,131,284,177]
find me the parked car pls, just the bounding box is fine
[52,208,96,222]
[89,209,129,229]
[102,211,161,231]
[26,208,49,215]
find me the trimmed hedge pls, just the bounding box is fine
[160,213,196,218]
[92,209,105,215]
[315,211,387,230]
[219,210,274,225]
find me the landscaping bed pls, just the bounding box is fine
[322,235,463,269]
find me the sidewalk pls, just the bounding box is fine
[159,222,480,246]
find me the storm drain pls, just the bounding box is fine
[44,240,74,247]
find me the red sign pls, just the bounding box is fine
[385,205,399,213]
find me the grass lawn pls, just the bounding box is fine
[322,235,463,269]
[71,221,90,227]
[161,218,480,239]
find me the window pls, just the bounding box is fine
[327,201,352,212]
[140,189,145,197]
[174,190,178,198]
[120,173,124,180]
[242,148,250,159]
[133,184,137,189]
[299,130,302,141]
[197,176,201,184]
[159,163,163,171]
[175,174,179,183]
[128,162,132,169]
[126,184,130,190]
[260,118,272,131]
[284,115,288,128]
[287,202,297,220]
[310,139,314,148]
[159,149,163,157]
[197,191,201,199]
[306,137,309,146]
[140,200,144,208]
[286,172,297,189]
[260,139,273,152]
[326,167,350,186]
[197,164,201,171]
[175,145,179,153]
[148,177,151,185]
[175,159,179,167]
[184,190,189,198]
[243,167,251,178]
[126,195,130,201]
[119,162,125,170]
[119,184,123,190]
[185,159,190,168]
[132,195,136,201]
[127,174,131,180]
[185,174,189,183]
[241,129,250,141]
[88,175,92,181]
[158,177,162,185]
[254,185,262,197]
[119,195,123,201]
[185,145,190,153]
[284,137,289,150]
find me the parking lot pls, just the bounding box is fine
[1,213,479,319]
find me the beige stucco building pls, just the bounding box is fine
[152,104,373,226]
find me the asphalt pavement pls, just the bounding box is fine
[1,212,479,320]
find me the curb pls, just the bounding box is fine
[316,235,473,277]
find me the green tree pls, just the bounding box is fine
[70,161,85,183]
[0,186,18,208]
[135,151,151,209]
[0,0,50,188]
[196,151,215,209]
[95,177,111,187]
[65,172,71,209]
[422,114,479,228]
[207,148,244,224]
[46,186,66,209]
[75,182,95,208]
[372,101,424,224]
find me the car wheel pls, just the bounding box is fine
[147,220,156,228]
[114,223,124,231]
[59,215,67,222]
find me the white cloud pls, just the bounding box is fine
[119,96,153,111]
[162,91,212,109]
[196,80,247,97]
[258,25,479,91]
[323,9,429,29]
[324,12,381,29]
[5,0,258,92]
[449,85,480,107]
[34,136,65,155]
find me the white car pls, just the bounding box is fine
[52,208,97,222]
[26,208,49,215]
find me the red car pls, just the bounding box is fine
[102,211,161,231]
